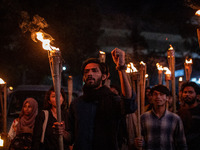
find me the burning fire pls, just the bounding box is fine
[179,77,183,82]
[35,31,59,51]
[99,51,105,54]
[185,58,193,64]
[140,61,146,66]
[168,44,174,50]
[195,10,200,16]
[145,74,148,78]
[163,67,171,75]
[0,78,5,84]
[156,63,163,71]
[126,62,138,73]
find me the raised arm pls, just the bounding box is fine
[111,48,132,98]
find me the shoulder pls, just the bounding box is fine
[166,111,182,121]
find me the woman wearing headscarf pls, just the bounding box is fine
[8,97,38,150]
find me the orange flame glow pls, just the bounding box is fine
[163,67,171,75]
[140,61,146,66]
[179,77,183,82]
[0,78,5,84]
[168,44,174,50]
[36,32,59,51]
[126,62,138,73]
[195,10,200,16]
[99,51,105,54]
[185,58,193,64]
[156,63,163,71]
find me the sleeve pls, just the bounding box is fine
[8,118,18,141]
[121,92,137,115]
[31,111,45,150]
[174,117,188,150]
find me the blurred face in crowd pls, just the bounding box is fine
[83,63,106,89]
[49,91,64,108]
[182,86,197,105]
[152,90,168,107]
[23,102,33,116]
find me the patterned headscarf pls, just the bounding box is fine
[16,98,38,135]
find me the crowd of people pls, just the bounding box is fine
[7,48,200,150]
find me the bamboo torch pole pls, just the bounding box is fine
[140,61,146,114]
[184,58,193,82]
[68,76,73,107]
[48,50,64,150]
[167,45,176,113]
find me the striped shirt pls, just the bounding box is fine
[141,109,188,150]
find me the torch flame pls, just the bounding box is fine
[140,61,146,66]
[0,78,5,84]
[99,51,105,54]
[0,136,3,147]
[36,32,59,51]
[195,10,200,16]
[156,63,163,71]
[185,58,193,64]
[145,74,148,78]
[179,77,183,82]
[168,44,174,50]
[126,62,138,73]
[163,67,171,75]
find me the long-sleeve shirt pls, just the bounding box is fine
[68,86,136,150]
[141,109,187,150]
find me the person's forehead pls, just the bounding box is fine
[183,86,195,91]
[84,63,100,70]
[153,90,163,94]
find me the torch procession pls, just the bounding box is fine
[35,31,64,150]
[184,58,193,81]
[167,45,176,113]
[163,67,171,89]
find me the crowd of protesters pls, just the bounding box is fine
[7,48,200,150]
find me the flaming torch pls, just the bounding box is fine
[167,44,176,113]
[35,31,64,150]
[156,63,163,84]
[0,78,7,135]
[126,62,141,138]
[145,74,149,87]
[184,58,193,81]
[163,67,171,89]
[99,51,106,63]
[140,61,146,114]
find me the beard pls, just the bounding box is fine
[183,96,196,105]
[84,76,102,89]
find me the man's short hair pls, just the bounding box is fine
[180,81,200,95]
[150,84,170,96]
[81,58,108,75]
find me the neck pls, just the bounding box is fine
[187,101,198,109]
[51,107,57,119]
[153,105,166,118]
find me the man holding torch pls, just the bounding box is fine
[134,84,187,150]
[67,48,137,150]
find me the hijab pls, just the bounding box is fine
[16,98,38,135]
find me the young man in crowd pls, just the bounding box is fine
[177,81,200,150]
[68,48,137,150]
[135,84,187,150]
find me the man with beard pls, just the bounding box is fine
[68,48,137,150]
[177,81,200,150]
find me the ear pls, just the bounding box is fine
[102,74,107,81]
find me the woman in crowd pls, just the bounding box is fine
[8,97,38,150]
[31,86,71,150]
